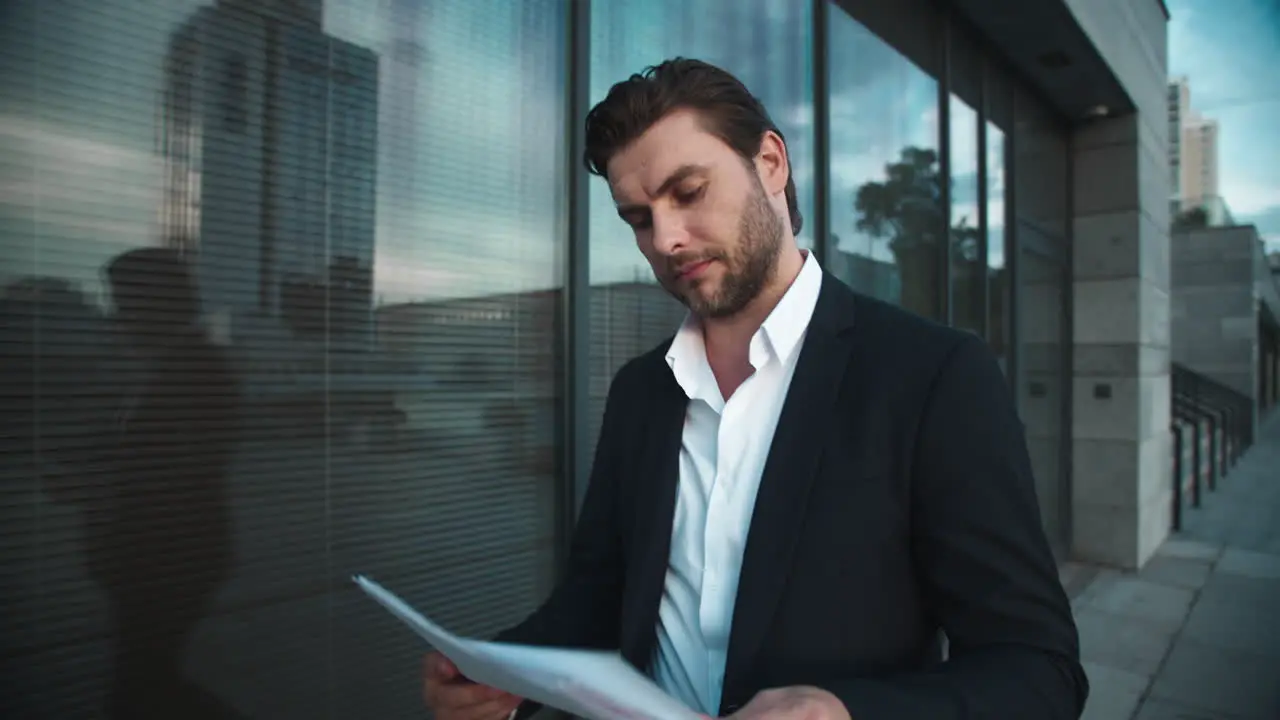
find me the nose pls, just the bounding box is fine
[650,210,687,257]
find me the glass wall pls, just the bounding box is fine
[0,0,1076,715]
[826,1,941,320]
[586,0,816,450]
[0,0,566,717]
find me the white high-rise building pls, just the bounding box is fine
[1181,116,1220,208]
[1166,76,1220,211]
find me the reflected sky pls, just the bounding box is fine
[1,0,1029,310]
[987,123,1007,269]
[827,8,936,264]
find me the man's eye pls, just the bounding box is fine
[674,187,704,204]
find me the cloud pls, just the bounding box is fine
[1235,203,1280,237]
[1223,185,1280,217]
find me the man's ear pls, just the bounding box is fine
[754,130,790,198]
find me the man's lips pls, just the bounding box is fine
[674,259,714,280]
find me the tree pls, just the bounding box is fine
[853,146,979,319]
[1172,206,1210,231]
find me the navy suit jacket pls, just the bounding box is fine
[497,273,1087,719]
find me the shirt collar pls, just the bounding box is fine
[665,250,823,402]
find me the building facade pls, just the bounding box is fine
[1168,77,1189,198]
[1172,225,1280,428]
[0,0,1169,717]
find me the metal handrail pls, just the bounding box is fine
[1170,362,1254,531]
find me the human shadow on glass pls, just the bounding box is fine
[39,248,244,720]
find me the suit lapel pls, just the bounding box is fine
[720,275,857,710]
[621,363,687,669]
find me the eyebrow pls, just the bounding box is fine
[615,163,709,217]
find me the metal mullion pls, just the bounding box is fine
[812,0,831,266]
[976,55,989,339]
[1006,90,1021,396]
[557,0,592,571]
[938,10,952,325]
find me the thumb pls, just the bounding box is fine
[426,651,461,681]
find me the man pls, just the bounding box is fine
[423,58,1087,720]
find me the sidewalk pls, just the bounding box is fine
[1071,411,1280,719]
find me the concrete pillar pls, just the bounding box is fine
[1069,107,1172,569]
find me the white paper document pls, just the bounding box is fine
[352,575,703,720]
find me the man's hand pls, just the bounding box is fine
[724,686,852,720]
[422,651,523,720]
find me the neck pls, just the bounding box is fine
[701,245,806,365]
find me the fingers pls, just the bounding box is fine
[450,694,523,720]
[423,651,523,720]
[435,687,522,720]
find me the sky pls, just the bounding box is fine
[1167,0,1280,251]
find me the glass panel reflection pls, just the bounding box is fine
[827,6,942,319]
[949,95,981,333]
[0,0,566,717]
[587,0,815,446]
[987,123,1010,373]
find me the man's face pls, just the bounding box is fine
[607,109,786,319]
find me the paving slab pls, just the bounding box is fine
[1146,637,1280,719]
[1181,572,1280,658]
[1081,661,1148,720]
[1076,575,1196,632]
[1075,607,1179,677]
[1216,547,1280,580]
[1132,555,1213,591]
[1154,539,1223,563]
[1131,697,1248,720]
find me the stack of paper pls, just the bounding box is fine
[352,575,703,720]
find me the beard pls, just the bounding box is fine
[660,177,785,319]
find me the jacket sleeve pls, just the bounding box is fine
[491,362,636,718]
[820,335,1088,720]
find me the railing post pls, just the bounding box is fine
[1206,411,1218,492]
[1225,404,1237,466]
[1191,416,1202,508]
[1171,423,1183,531]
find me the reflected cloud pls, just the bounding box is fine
[0,115,159,171]
[0,114,164,299]
[1226,184,1280,216]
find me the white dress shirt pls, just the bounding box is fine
[650,251,824,714]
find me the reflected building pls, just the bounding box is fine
[159,0,378,349]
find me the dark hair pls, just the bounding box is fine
[583,57,802,236]
[107,246,199,325]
